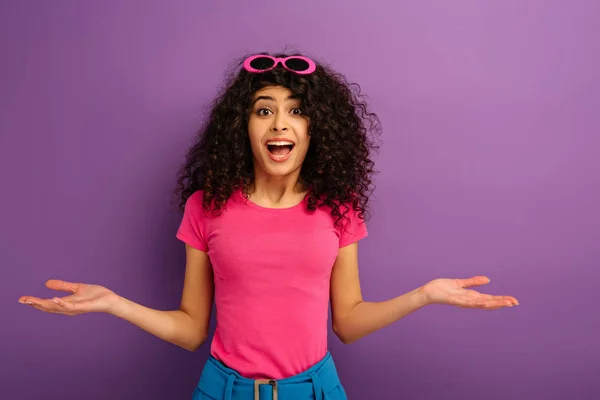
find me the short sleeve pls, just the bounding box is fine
[175,191,208,252]
[338,205,368,248]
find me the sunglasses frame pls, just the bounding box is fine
[243,55,316,75]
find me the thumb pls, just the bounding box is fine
[46,279,80,293]
[459,276,490,288]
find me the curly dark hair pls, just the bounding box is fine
[175,51,381,227]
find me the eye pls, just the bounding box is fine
[290,108,303,115]
[256,108,272,116]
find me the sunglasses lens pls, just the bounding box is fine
[284,58,310,71]
[249,57,275,70]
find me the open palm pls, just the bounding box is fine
[422,276,519,310]
[18,280,120,316]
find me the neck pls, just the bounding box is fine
[249,168,307,207]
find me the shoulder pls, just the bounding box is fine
[186,190,204,204]
[311,194,368,247]
[337,202,368,247]
[183,190,206,214]
[316,195,365,225]
[184,189,245,219]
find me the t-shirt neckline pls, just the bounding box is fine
[235,189,309,213]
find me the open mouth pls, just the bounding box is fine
[266,140,295,161]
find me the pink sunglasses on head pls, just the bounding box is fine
[243,55,316,75]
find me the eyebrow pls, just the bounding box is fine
[251,95,301,106]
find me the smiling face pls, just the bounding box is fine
[247,85,311,180]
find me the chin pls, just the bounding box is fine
[263,163,301,178]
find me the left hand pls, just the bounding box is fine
[420,276,518,310]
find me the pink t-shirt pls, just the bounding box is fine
[176,189,367,379]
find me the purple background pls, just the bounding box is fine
[2,1,599,399]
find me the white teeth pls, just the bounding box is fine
[267,141,294,146]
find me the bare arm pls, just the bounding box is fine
[112,244,214,351]
[329,243,519,344]
[329,243,427,344]
[19,244,214,352]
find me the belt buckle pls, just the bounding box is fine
[254,379,278,400]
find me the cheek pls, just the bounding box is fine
[295,138,311,159]
[249,139,264,158]
[291,118,309,134]
[247,123,263,150]
[291,120,310,141]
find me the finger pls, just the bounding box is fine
[18,296,35,305]
[459,276,490,288]
[21,297,68,314]
[30,302,80,316]
[19,296,82,315]
[482,305,505,311]
[19,293,80,306]
[476,298,518,309]
[477,294,519,305]
[45,280,80,294]
[455,292,517,309]
[18,296,49,305]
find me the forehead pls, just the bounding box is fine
[252,85,294,100]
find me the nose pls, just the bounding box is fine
[271,112,288,132]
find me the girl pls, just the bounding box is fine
[19,52,519,400]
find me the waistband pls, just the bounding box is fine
[195,352,341,400]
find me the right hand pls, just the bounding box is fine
[19,280,121,316]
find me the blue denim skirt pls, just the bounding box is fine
[192,352,348,400]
